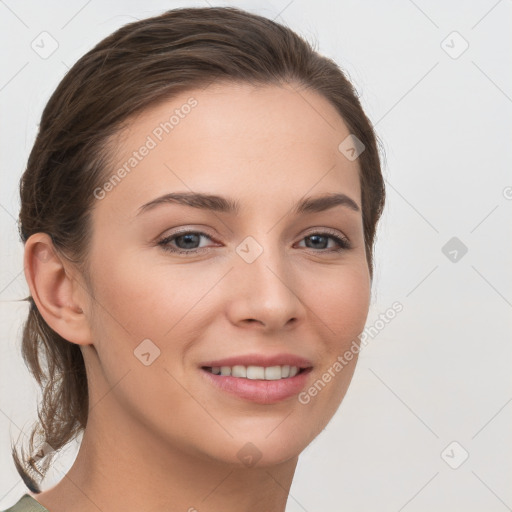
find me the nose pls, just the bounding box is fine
[225,243,306,332]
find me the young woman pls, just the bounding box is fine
[4,6,385,512]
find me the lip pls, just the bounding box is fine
[199,353,313,369]
[198,352,314,405]
[200,366,313,404]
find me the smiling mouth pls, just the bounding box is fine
[201,365,311,380]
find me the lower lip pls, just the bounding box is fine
[200,368,312,404]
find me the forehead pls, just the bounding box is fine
[95,82,361,220]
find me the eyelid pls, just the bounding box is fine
[302,226,347,239]
[157,225,349,240]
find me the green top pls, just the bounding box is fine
[1,494,50,512]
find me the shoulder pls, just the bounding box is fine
[1,494,50,512]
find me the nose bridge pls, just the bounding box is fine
[230,233,304,328]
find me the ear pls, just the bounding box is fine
[23,232,93,346]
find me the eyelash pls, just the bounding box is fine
[157,229,352,256]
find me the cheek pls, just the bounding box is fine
[90,253,198,338]
[87,253,226,384]
[310,262,371,344]
[298,263,370,417]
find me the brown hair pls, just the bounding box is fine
[13,6,385,493]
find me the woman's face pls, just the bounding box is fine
[81,81,371,466]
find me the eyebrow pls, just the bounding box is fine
[136,191,360,217]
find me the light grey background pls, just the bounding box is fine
[1,1,511,511]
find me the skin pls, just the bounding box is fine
[24,81,371,512]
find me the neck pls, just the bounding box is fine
[32,404,298,512]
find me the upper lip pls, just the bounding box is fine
[200,353,313,369]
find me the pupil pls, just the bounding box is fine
[307,235,327,249]
[178,233,199,249]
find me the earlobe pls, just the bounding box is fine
[23,233,92,346]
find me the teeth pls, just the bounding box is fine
[220,366,231,376]
[232,365,246,378]
[206,365,302,380]
[264,366,282,380]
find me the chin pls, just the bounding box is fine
[225,430,315,468]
